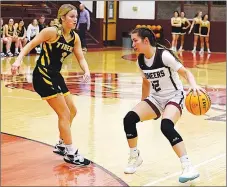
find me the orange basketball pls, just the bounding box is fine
[147,25,152,30]
[151,25,156,31]
[156,25,162,30]
[136,24,141,28]
[155,33,160,38]
[185,90,211,115]
[141,25,147,28]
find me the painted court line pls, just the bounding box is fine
[143,153,226,186]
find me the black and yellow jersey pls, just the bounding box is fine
[32,28,77,99]
[7,25,14,36]
[200,20,210,28]
[36,29,76,72]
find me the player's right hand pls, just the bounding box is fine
[11,61,21,75]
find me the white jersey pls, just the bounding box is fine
[137,47,184,99]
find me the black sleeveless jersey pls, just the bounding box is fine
[36,30,76,72]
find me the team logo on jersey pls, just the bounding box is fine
[144,70,165,79]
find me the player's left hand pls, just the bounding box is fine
[82,72,91,83]
[187,85,206,96]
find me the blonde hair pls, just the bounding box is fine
[56,4,77,36]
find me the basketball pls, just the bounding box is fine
[151,25,157,31]
[155,33,160,38]
[156,25,162,30]
[136,24,141,28]
[185,90,211,115]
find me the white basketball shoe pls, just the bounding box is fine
[179,162,200,183]
[124,150,143,174]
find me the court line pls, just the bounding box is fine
[143,153,226,186]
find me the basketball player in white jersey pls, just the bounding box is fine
[123,27,204,183]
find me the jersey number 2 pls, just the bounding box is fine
[151,80,161,92]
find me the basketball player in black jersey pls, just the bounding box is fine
[11,4,91,166]
[123,27,205,183]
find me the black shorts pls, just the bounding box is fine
[32,66,70,100]
[194,24,200,35]
[200,27,208,36]
[171,26,181,34]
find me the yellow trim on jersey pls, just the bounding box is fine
[43,43,50,65]
[63,91,70,97]
[48,43,52,52]
[42,94,58,100]
[62,32,75,43]
[38,67,50,78]
[43,77,53,85]
[41,55,45,66]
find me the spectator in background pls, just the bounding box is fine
[77,3,90,51]
[171,11,181,52]
[5,18,20,56]
[1,18,11,57]
[27,19,41,54]
[15,20,27,52]
[38,15,46,32]
[199,14,211,54]
[179,12,191,51]
[189,11,202,53]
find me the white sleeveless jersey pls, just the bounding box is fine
[137,48,184,98]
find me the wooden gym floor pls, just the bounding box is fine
[1,49,226,186]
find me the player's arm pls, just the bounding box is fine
[136,60,150,100]
[185,18,191,29]
[207,21,210,36]
[188,19,195,34]
[73,33,90,74]
[142,78,150,101]
[73,33,90,82]
[15,27,56,63]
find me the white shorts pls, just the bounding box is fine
[144,90,185,120]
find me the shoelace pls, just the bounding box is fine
[127,156,138,167]
[74,150,84,162]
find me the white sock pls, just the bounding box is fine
[180,155,191,164]
[59,138,64,144]
[193,47,196,50]
[65,144,76,155]
[15,48,18,53]
[130,147,138,157]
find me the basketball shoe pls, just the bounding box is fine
[124,150,143,174]
[179,162,200,183]
[64,150,91,166]
[53,140,67,156]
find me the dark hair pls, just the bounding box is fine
[174,11,179,16]
[130,27,182,63]
[181,11,186,16]
[202,14,209,20]
[194,11,202,18]
[130,27,156,46]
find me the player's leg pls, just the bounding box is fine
[205,36,211,53]
[192,34,199,53]
[124,98,161,174]
[199,35,204,54]
[162,92,199,183]
[47,95,90,166]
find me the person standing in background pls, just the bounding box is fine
[38,15,46,32]
[77,4,90,52]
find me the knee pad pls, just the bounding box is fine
[161,118,183,146]
[123,111,140,139]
